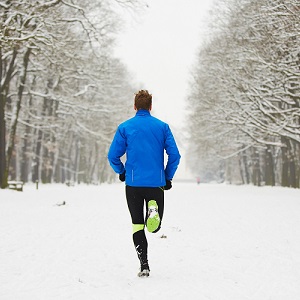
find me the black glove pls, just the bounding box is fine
[119,171,125,182]
[164,179,172,190]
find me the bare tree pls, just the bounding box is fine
[1,0,145,187]
[187,0,300,187]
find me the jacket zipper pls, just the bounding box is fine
[132,170,134,182]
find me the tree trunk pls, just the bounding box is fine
[288,140,298,188]
[265,146,275,186]
[252,147,261,186]
[0,47,17,188]
[20,96,33,183]
[32,124,43,183]
[281,137,289,187]
[0,96,6,188]
[5,48,31,184]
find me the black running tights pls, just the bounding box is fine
[125,186,164,265]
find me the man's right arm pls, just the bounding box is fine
[107,127,126,174]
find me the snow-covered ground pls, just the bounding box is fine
[0,182,300,300]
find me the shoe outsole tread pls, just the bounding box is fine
[138,269,150,277]
[146,200,160,233]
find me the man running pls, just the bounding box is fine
[108,90,181,277]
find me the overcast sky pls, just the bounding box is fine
[114,0,215,129]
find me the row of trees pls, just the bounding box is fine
[0,0,143,188]
[187,0,300,187]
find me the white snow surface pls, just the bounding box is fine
[1,183,300,300]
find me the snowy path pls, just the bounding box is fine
[0,183,300,300]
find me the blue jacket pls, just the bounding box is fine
[107,110,181,187]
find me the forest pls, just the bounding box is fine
[0,0,143,188]
[187,0,300,188]
[1,0,299,189]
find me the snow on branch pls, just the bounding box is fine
[37,0,62,9]
[76,121,111,142]
[74,84,96,97]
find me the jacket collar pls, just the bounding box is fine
[135,109,151,116]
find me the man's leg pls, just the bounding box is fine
[126,186,149,271]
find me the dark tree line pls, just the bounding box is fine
[0,0,144,188]
[187,0,300,188]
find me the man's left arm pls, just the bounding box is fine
[164,125,181,181]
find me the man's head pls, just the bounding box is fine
[134,90,152,111]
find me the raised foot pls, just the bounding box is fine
[146,200,160,233]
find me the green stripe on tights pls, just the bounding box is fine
[132,224,144,234]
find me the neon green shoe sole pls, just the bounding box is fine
[146,200,160,233]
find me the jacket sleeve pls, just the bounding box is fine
[107,126,126,174]
[164,125,181,180]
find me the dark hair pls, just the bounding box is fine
[134,90,152,110]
